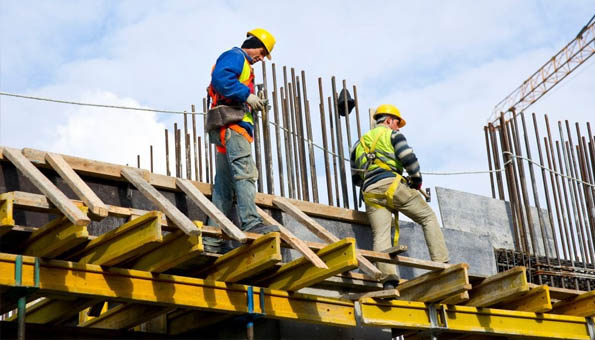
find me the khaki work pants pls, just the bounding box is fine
[363,177,449,278]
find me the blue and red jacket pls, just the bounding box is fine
[208,47,255,139]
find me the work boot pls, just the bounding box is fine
[382,274,400,290]
[203,237,227,254]
[245,223,280,235]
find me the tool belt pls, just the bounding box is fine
[205,105,246,133]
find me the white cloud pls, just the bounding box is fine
[0,0,593,206]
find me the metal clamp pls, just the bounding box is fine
[236,285,266,322]
[418,303,448,340]
[587,317,594,340]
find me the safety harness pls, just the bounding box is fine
[354,129,405,246]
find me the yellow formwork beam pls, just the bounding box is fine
[128,222,203,272]
[262,238,358,291]
[204,232,282,282]
[77,222,204,330]
[0,253,356,327]
[552,291,595,317]
[70,211,163,266]
[14,297,99,324]
[466,266,528,307]
[497,285,552,313]
[396,263,471,303]
[24,206,89,258]
[359,298,594,340]
[79,303,174,329]
[0,192,16,232]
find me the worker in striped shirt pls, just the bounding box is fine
[350,104,449,289]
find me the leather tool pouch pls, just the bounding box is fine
[205,105,245,133]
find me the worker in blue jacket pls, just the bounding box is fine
[205,29,278,251]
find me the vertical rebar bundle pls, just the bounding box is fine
[485,114,595,289]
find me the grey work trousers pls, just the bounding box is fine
[363,177,449,279]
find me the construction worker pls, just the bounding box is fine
[205,29,279,250]
[350,104,449,289]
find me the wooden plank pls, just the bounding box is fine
[8,191,453,272]
[202,232,282,282]
[2,147,90,226]
[342,289,400,301]
[121,167,200,236]
[127,223,203,272]
[396,263,471,302]
[273,197,383,280]
[260,238,359,291]
[24,208,89,258]
[69,211,163,266]
[257,206,328,269]
[465,267,528,307]
[497,285,552,313]
[13,147,369,224]
[45,152,108,218]
[552,291,595,317]
[175,178,245,242]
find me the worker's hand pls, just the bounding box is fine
[408,176,422,190]
[246,93,266,112]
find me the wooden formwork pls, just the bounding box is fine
[0,147,593,340]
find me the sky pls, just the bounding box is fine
[0,1,594,212]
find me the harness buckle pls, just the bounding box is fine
[366,153,376,160]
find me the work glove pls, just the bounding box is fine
[408,176,422,190]
[246,93,266,112]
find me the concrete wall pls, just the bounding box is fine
[279,211,496,278]
[436,186,555,257]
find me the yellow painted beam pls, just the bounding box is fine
[79,302,108,324]
[0,192,15,228]
[262,238,358,291]
[497,285,552,313]
[79,303,174,329]
[0,253,356,327]
[128,222,203,272]
[78,221,203,330]
[204,232,282,282]
[70,211,163,266]
[360,298,593,340]
[552,291,595,317]
[23,206,89,258]
[15,297,99,324]
[465,266,528,307]
[396,263,471,303]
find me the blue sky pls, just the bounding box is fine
[0,1,594,207]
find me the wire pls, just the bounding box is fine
[2,91,594,186]
[0,91,194,116]
[503,151,595,188]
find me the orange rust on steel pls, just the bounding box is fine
[302,70,319,203]
[331,76,349,208]
[484,125,496,199]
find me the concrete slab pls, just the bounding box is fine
[436,186,555,257]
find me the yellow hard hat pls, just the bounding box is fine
[247,28,276,60]
[374,104,406,127]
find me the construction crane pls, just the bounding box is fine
[489,14,595,125]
